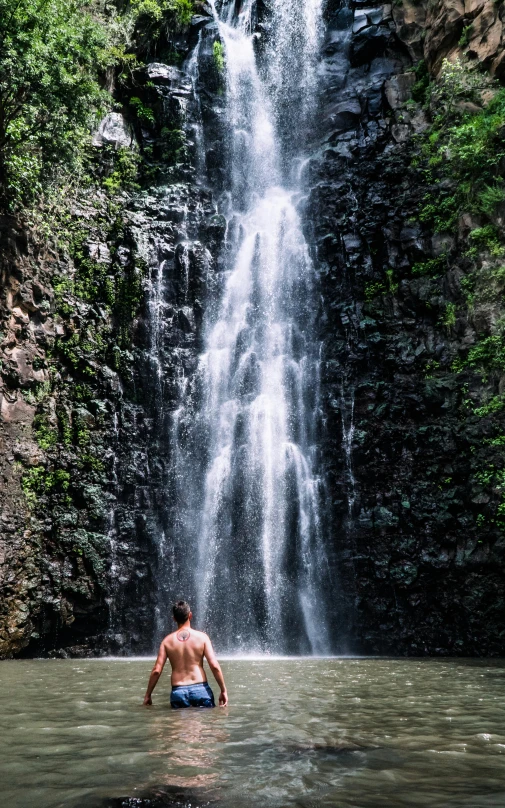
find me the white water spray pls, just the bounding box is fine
[171,0,331,654]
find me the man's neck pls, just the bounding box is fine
[177,620,191,631]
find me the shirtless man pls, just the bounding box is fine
[143,600,228,708]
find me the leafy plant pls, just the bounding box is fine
[411,59,430,106]
[441,302,457,329]
[102,147,141,195]
[364,281,386,300]
[411,254,448,276]
[467,225,504,257]
[129,96,156,124]
[213,40,225,74]
[477,184,505,216]
[416,60,505,234]
[459,24,473,48]
[0,0,111,209]
[131,0,193,27]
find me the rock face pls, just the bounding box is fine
[309,0,505,654]
[0,10,226,657]
[393,0,505,77]
[2,0,505,657]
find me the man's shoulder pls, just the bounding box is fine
[191,629,209,641]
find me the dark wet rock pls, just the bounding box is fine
[306,0,505,656]
[90,786,216,808]
[350,24,393,67]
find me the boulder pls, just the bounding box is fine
[324,98,362,134]
[92,112,136,149]
[385,73,416,109]
[351,24,392,66]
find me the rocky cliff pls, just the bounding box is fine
[314,0,505,653]
[0,6,225,657]
[2,0,505,657]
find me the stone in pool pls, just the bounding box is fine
[94,786,217,808]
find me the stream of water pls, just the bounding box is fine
[1,658,505,808]
[164,0,332,654]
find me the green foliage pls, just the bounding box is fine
[416,59,505,234]
[172,0,194,25]
[418,190,458,233]
[411,254,447,276]
[467,335,505,375]
[128,0,194,51]
[131,0,193,27]
[22,465,71,506]
[484,433,505,446]
[441,302,457,329]
[33,414,57,451]
[473,395,505,417]
[129,96,156,124]
[385,267,398,293]
[0,0,195,209]
[213,40,225,74]
[57,407,73,447]
[0,0,111,209]
[159,126,186,164]
[431,58,489,116]
[411,59,430,106]
[102,147,141,195]
[364,281,386,300]
[477,184,505,216]
[453,330,505,388]
[467,225,504,257]
[473,465,505,530]
[459,24,473,48]
[424,359,440,378]
[22,380,51,405]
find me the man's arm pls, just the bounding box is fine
[204,636,228,706]
[143,641,168,706]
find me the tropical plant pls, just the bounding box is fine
[0,0,111,209]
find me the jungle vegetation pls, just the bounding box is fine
[0,0,194,211]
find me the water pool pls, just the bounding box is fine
[1,658,504,808]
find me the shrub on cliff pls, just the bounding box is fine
[0,0,110,210]
[127,0,194,55]
[416,59,505,233]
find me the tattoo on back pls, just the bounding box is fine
[177,629,190,642]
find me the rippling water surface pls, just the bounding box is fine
[1,658,505,808]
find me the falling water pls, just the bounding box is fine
[168,0,333,654]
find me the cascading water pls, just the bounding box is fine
[165,0,334,654]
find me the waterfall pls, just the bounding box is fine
[167,0,333,654]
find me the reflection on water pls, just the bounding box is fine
[0,659,505,808]
[148,709,226,790]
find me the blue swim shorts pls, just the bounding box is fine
[170,681,216,709]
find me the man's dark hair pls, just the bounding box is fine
[173,600,191,624]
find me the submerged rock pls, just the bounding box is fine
[93,786,217,808]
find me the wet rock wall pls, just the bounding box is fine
[311,0,505,654]
[0,8,226,657]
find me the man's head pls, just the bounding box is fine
[172,600,192,626]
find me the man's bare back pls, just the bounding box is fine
[143,601,228,708]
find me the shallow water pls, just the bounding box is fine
[1,658,505,808]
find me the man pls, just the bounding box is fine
[143,600,229,708]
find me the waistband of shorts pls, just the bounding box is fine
[171,681,208,690]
